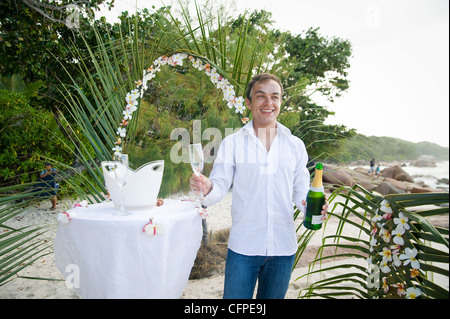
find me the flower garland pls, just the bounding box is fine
[143,218,163,236]
[112,53,248,157]
[367,199,422,299]
[57,200,89,224]
[181,197,209,219]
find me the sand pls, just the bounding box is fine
[0,192,448,299]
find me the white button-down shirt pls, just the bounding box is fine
[202,121,310,256]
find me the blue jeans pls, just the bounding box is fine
[223,249,296,299]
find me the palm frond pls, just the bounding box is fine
[296,186,449,299]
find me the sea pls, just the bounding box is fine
[349,161,449,191]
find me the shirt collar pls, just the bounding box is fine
[241,120,292,137]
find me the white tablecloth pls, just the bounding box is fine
[54,199,202,299]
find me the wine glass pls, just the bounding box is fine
[113,154,132,216]
[189,143,204,200]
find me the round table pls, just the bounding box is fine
[54,199,202,299]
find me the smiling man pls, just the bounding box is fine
[189,73,328,299]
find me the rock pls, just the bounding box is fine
[402,181,429,191]
[382,177,407,191]
[410,187,447,194]
[410,187,435,193]
[323,165,354,187]
[374,181,406,195]
[410,155,437,167]
[380,166,415,183]
[347,170,376,191]
[438,178,449,185]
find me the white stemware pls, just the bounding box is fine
[113,154,131,216]
[189,144,204,201]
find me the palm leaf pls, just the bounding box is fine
[295,186,449,299]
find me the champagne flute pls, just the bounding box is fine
[113,154,132,216]
[189,143,204,200]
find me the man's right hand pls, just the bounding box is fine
[189,173,212,197]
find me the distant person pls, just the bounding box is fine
[369,158,375,174]
[375,163,381,175]
[39,162,59,210]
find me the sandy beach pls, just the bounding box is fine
[0,191,448,299]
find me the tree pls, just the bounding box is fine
[228,10,355,159]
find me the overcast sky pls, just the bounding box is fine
[97,0,449,147]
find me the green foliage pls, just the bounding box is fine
[334,134,449,163]
[0,89,73,185]
[0,1,356,289]
[0,189,53,287]
[228,11,355,159]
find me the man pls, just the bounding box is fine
[39,162,59,210]
[190,73,328,299]
[369,158,375,174]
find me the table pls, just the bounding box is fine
[54,199,202,299]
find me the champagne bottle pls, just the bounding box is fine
[303,162,326,230]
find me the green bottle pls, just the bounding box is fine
[303,162,326,230]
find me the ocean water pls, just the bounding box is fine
[402,161,449,191]
[349,161,449,191]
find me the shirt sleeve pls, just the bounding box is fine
[202,136,235,207]
[292,139,310,212]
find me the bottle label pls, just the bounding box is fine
[311,215,323,225]
[310,186,324,193]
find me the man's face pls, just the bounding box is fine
[46,165,52,171]
[245,79,282,129]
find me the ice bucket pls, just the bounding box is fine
[101,160,164,210]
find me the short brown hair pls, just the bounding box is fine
[246,73,283,101]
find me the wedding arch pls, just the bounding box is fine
[112,53,250,157]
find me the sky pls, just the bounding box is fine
[96,0,449,147]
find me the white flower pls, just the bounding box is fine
[394,212,410,232]
[123,110,133,120]
[216,79,226,90]
[126,101,138,113]
[57,212,71,224]
[392,228,405,245]
[116,127,126,137]
[405,287,422,299]
[380,227,392,244]
[223,85,235,100]
[380,200,393,214]
[143,218,163,236]
[392,253,402,267]
[372,209,383,222]
[380,259,391,273]
[235,104,245,114]
[234,97,245,114]
[192,58,203,70]
[210,71,220,83]
[235,96,245,106]
[399,247,420,269]
[130,89,140,99]
[72,200,88,208]
[222,78,231,87]
[198,206,209,219]
[155,56,168,66]
[366,256,374,268]
[125,92,136,103]
[379,247,392,262]
[369,236,377,252]
[112,145,122,156]
[143,71,155,82]
[227,98,235,109]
